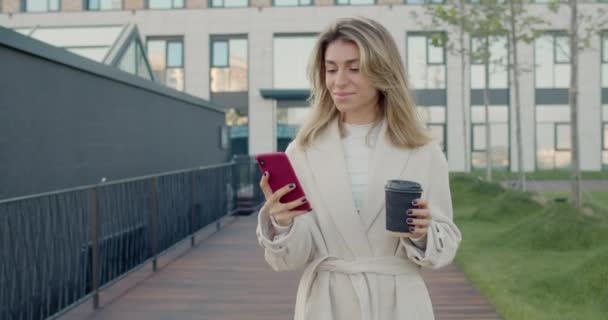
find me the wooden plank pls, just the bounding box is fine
[59,214,501,320]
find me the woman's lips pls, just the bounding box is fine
[334,92,354,99]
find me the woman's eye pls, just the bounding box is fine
[326,69,337,73]
[350,68,359,72]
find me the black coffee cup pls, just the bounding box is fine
[385,180,423,237]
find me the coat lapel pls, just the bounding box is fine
[305,118,373,257]
[360,120,414,233]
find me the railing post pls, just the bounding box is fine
[89,187,100,309]
[191,171,196,247]
[151,177,159,272]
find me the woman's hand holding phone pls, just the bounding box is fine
[259,171,311,228]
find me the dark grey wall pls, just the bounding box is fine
[0,29,227,200]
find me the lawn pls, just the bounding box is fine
[450,175,608,320]
[467,169,608,181]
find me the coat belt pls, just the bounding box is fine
[294,256,419,320]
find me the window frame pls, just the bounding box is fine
[146,36,185,90]
[147,0,185,9]
[85,0,124,11]
[209,34,249,93]
[22,0,60,12]
[209,0,250,8]
[272,0,313,6]
[554,122,571,151]
[334,0,376,6]
[553,33,571,65]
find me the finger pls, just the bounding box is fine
[406,218,430,228]
[409,226,428,238]
[412,198,428,209]
[407,208,431,220]
[273,209,310,226]
[259,172,273,200]
[270,182,297,204]
[284,196,308,211]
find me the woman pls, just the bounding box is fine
[256,17,462,320]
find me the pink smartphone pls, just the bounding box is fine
[255,152,311,212]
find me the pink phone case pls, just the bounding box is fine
[255,152,311,211]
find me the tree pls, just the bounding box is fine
[427,0,509,182]
[548,0,607,208]
[421,0,550,189]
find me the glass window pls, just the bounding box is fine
[136,42,153,81]
[146,37,184,91]
[427,37,444,64]
[535,33,570,88]
[417,106,446,152]
[212,41,229,67]
[536,105,571,169]
[471,105,509,169]
[336,0,374,4]
[25,0,59,12]
[471,36,508,89]
[67,47,109,62]
[118,42,136,74]
[406,0,444,3]
[554,35,570,63]
[407,33,446,89]
[273,35,316,89]
[148,0,184,9]
[87,0,122,10]
[210,0,248,7]
[210,37,248,92]
[602,33,608,88]
[274,0,312,6]
[555,123,571,150]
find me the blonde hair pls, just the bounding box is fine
[295,16,431,150]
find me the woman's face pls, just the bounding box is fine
[324,40,379,123]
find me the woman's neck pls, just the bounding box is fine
[342,105,381,125]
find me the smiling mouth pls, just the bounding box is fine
[334,93,354,97]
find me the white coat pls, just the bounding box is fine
[256,117,462,320]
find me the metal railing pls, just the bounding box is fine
[0,157,264,320]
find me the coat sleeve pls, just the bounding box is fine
[256,203,316,271]
[255,142,316,271]
[400,142,462,269]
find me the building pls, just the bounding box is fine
[1,0,607,172]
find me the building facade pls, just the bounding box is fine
[1,0,607,172]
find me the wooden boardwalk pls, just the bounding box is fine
[59,214,501,320]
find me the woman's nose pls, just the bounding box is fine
[335,70,349,87]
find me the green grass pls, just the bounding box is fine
[542,191,608,211]
[450,175,608,320]
[465,169,608,181]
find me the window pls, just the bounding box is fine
[147,37,184,91]
[536,106,571,169]
[417,106,446,153]
[27,26,124,63]
[602,32,608,88]
[24,0,59,12]
[118,40,153,81]
[470,35,508,89]
[407,33,446,89]
[406,0,444,3]
[86,0,122,10]
[535,33,570,88]
[210,37,248,92]
[148,0,184,9]
[470,105,509,170]
[274,0,312,6]
[335,0,374,5]
[210,0,248,7]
